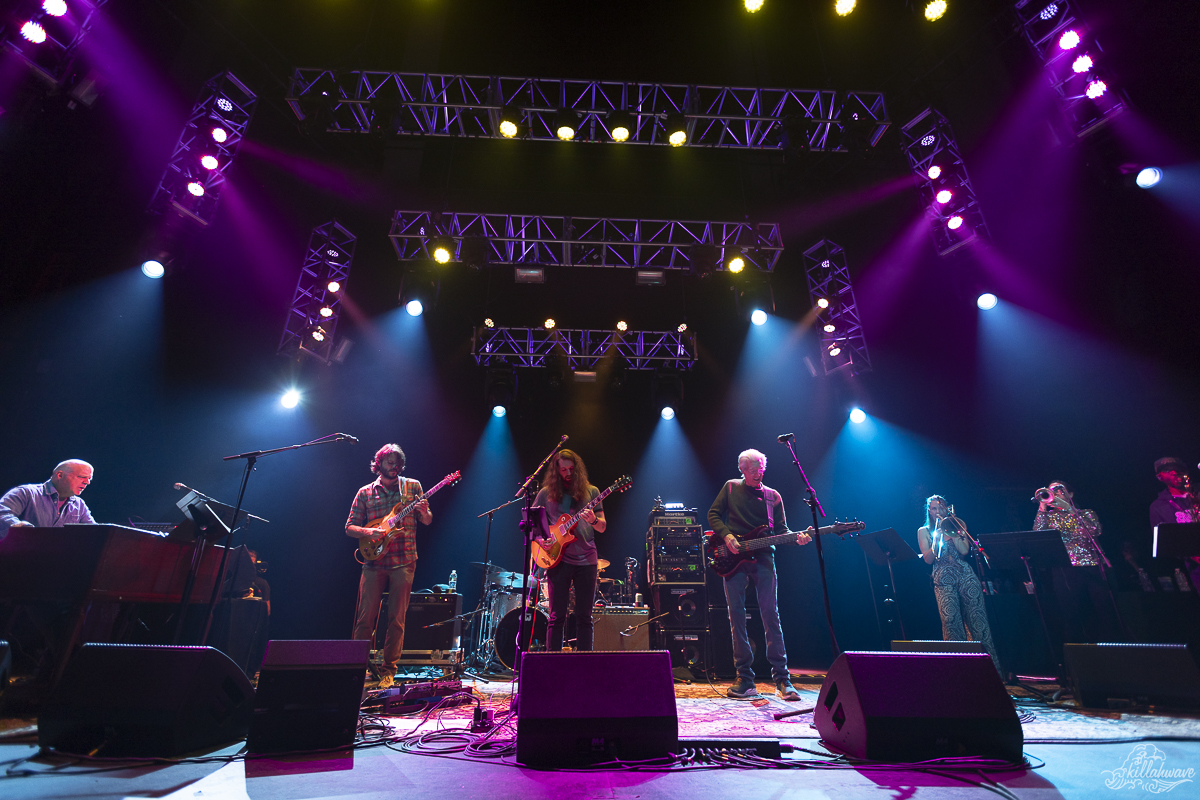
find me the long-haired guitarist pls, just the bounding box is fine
[345,443,432,688]
[708,448,811,701]
[533,449,606,651]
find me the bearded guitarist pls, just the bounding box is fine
[345,443,432,689]
[708,448,811,702]
[533,449,605,652]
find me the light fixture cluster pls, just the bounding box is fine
[9,1,108,96]
[279,221,356,365]
[900,108,989,255]
[496,106,690,146]
[1014,0,1123,138]
[803,241,871,377]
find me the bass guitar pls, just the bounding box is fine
[357,471,462,562]
[705,519,865,577]
[531,476,633,570]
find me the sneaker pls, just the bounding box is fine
[775,679,801,701]
[378,673,394,690]
[728,676,758,698]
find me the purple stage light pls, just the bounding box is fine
[1039,3,1058,20]
[211,127,228,143]
[1072,54,1093,74]
[927,165,942,179]
[43,0,67,16]
[920,134,935,147]
[20,21,47,43]
[1059,29,1080,50]
[1086,80,1107,99]
[216,98,233,112]
[947,215,964,230]
[936,189,952,204]
[200,154,219,170]
[186,181,205,197]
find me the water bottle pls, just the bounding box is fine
[448,569,457,593]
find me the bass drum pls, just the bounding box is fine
[495,607,548,670]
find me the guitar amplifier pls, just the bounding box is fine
[374,592,463,664]
[593,607,652,651]
[649,524,706,584]
[651,585,706,629]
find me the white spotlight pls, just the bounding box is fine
[1136,167,1162,189]
[849,408,866,424]
[141,260,165,279]
[492,405,507,418]
[661,406,676,420]
[405,299,424,317]
[977,293,998,310]
[750,309,768,326]
[281,389,301,408]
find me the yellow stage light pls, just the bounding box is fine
[925,0,947,21]
[835,0,856,16]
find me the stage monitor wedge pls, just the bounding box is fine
[814,651,1022,763]
[1065,642,1200,710]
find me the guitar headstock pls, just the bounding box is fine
[832,518,866,536]
[612,475,633,493]
[445,471,462,486]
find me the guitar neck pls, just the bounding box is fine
[742,530,803,551]
[563,482,622,528]
[388,478,451,528]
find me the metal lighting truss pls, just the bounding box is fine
[473,327,697,371]
[149,72,257,227]
[390,212,783,272]
[286,69,888,151]
[1013,0,1124,138]
[2,0,107,90]
[803,240,871,377]
[279,221,356,364]
[900,108,989,257]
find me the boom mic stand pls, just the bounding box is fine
[471,495,525,671]
[778,433,840,656]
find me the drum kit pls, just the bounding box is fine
[466,557,630,672]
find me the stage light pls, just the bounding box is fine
[928,165,942,180]
[947,215,964,230]
[823,323,836,333]
[925,0,947,21]
[665,114,688,146]
[21,22,46,43]
[498,106,522,138]
[1039,3,1059,21]
[429,237,454,264]
[309,325,328,342]
[677,323,688,333]
[281,389,301,409]
[200,154,219,170]
[1059,29,1080,50]
[920,134,935,147]
[1085,80,1107,99]
[653,369,683,419]
[211,127,228,143]
[319,305,334,318]
[828,344,842,357]
[492,405,507,418]
[1136,167,1162,188]
[617,320,628,332]
[849,408,866,424]
[661,406,676,420]
[976,292,998,310]
[816,297,830,309]
[405,299,424,316]
[936,189,952,204]
[611,124,630,142]
[141,260,165,279]
[750,309,768,326]
[485,364,516,416]
[484,317,496,328]
[555,109,576,141]
[216,98,234,112]
[544,318,556,330]
[745,0,764,12]
[43,0,67,17]
[835,0,855,16]
[609,110,634,142]
[727,254,745,273]
[327,280,341,293]
[1072,54,1093,73]
[186,181,205,197]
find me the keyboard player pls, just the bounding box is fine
[0,459,95,541]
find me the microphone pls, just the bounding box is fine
[777,433,795,443]
[174,482,190,492]
[337,433,359,443]
[561,435,569,442]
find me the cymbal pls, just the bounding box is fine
[469,561,499,569]
[597,558,611,572]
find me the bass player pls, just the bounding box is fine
[708,448,810,701]
[533,449,605,651]
[346,443,431,689]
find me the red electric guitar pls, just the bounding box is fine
[531,476,632,570]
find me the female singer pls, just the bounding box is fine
[917,495,1003,674]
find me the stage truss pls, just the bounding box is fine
[279,221,356,364]
[472,327,697,371]
[286,70,888,152]
[804,240,871,378]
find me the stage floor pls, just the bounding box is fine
[2,673,1199,800]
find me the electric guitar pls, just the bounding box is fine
[705,519,865,577]
[531,476,633,570]
[357,471,461,562]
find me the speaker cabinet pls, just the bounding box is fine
[247,639,369,754]
[402,593,463,656]
[705,569,758,609]
[516,651,677,765]
[814,651,1022,762]
[708,606,770,679]
[1065,643,1200,709]
[663,629,711,674]
[0,640,10,690]
[38,644,254,757]
[891,640,986,654]
[593,608,651,651]
[651,585,706,629]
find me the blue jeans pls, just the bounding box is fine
[723,553,788,681]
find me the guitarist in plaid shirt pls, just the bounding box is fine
[345,443,431,688]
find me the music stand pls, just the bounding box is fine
[976,530,1073,673]
[1153,522,1200,559]
[857,528,919,641]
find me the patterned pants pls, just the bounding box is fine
[933,558,1003,674]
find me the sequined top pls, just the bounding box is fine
[1034,507,1102,567]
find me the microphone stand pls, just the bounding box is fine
[512,436,569,701]
[778,435,839,656]
[1063,500,1128,640]
[471,496,525,670]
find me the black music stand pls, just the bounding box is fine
[976,529,1072,673]
[857,528,919,641]
[1153,522,1200,559]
